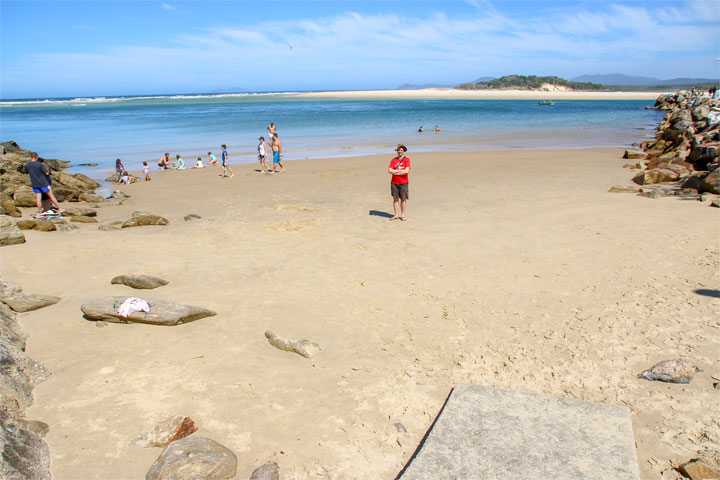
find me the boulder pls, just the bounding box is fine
[678,451,720,480]
[250,461,280,480]
[622,150,645,160]
[265,330,320,358]
[699,168,720,194]
[122,215,169,228]
[145,436,237,480]
[51,186,80,202]
[78,192,105,203]
[111,275,169,290]
[70,216,98,223]
[132,415,198,448]
[1,199,21,217]
[35,220,57,232]
[0,216,26,246]
[13,190,37,208]
[64,207,97,217]
[632,169,680,185]
[638,359,698,384]
[81,297,216,326]
[0,293,60,313]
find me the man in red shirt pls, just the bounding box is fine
[388,144,410,221]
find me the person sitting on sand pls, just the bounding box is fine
[26,152,64,214]
[175,155,186,170]
[388,144,410,221]
[116,158,130,184]
[192,157,205,169]
[434,125,441,132]
[207,151,218,166]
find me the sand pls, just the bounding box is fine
[297,88,666,100]
[3,148,718,479]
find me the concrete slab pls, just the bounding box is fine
[397,384,640,480]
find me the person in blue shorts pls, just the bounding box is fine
[26,152,63,214]
[220,144,234,178]
[269,133,285,174]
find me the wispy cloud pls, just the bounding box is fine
[161,3,176,11]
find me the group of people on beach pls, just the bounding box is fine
[154,146,234,178]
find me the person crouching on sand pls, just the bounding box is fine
[388,144,410,221]
[207,151,218,166]
[158,152,170,170]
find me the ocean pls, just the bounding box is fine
[0,93,664,176]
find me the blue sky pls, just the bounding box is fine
[1,0,718,98]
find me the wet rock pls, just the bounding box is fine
[0,215,26,246]
[184,214,201,221]
[122,214,169,228]
[265,330,320,358]
[145,436,237,480]
[70,216,98,223]
[81,296,216,326]
[699,168,720,194]
[111,275,169,290]
[0,293,60,313]
[250,461,280,480]
[608,185,640,193]
[132,415,198,448]
[638,359,699,384]
[678,451,720,480]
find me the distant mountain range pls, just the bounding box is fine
[570,74,717,86]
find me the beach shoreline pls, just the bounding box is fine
[2,145,718,479]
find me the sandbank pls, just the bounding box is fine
[2,148,717,479]
[297,88,666,100]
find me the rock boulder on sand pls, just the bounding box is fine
[111,275,169,289]
[638,359,698,384]
[250,461,280,480]
[132,415,198,448]
[265,330,320,358]
[0,293,60,313]
[145,436,237,480]
[81,297,216,326]
[122,214,169,228]
[699,168,720,194]
[0,215,26,246]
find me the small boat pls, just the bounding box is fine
[539,100,555,106]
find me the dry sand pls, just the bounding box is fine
[2,148,718,479]
[297,88,665,100]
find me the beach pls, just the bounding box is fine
[2,146,718,479]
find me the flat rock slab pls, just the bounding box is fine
[397,384,640,480]
[81,296,216,326]
[111,275,169,289]
[1,293,60,313]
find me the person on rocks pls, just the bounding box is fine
[258,136,269,173]
[220,144,234,178]
[388,144,410,221]
[38,158,54,212]
[26,152,63,214]
[269,133,285,174]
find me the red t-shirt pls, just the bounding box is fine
[389,156,410,184]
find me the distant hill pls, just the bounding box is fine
[458,75,604,91]
[572,74,717,86]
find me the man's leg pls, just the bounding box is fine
[392,198,400,219]
[35,192,43,213]
[400,199,407,220]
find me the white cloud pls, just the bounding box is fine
[161,3,176,11]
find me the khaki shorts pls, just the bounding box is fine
[391,183,409,200]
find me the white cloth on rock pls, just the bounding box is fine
[117,297,150,317]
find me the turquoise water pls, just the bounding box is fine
[0,93,663,175]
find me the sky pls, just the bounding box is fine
[1,0,718,99]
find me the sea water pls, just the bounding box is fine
[0,93,664,176]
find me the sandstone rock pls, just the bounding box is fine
[35,220,57,232]
[111,275,169,289]
[633,169,680,185]
[2,199,21,217]
[13,190,36,207]
[50,186,80,202]
[110,190,131,199]
[64,207,97,217]
[622,150,645,159]
[0,293,60,313]
[699,168,720,194]
[122,215,169,228]
[638,359,698,384]
[98,221,123,231]
[145,436,237,480]
[678,451,720,480]
[78,192,105,203]
[250,461,280,480]
[0,215,26,246]
[184,214,201,221]
[0,409,51,480]
[16,220,36,230]
[265,330,320,358]
[81,297,216,326]
[54,221,79,232]
[132,415,198,448]
[608,185,640,193]
[638,190,662,199]
[70,216,98,223]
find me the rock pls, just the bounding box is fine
[265,330,320,358]
[184,214,201,221]
[145,436,237,480]
[77,192,105,203]
[122,215,169,228]
[52,218,78,231]
[64,207,97,217]
[608,185,640,193]
[13,190,37,207]
[632,168,680,185]
[70,216,98,223]
[678,451,720,480]
[0,409,51,480]
[0,215,26,246]
[638,190,662,199]
[622,150,645,159]
[0,293,61,313]
[109,190,130,199]
[35,219,57,232]
[638,359,698,384]
[250,461,280,480]
[81,296,216,326]
[711,200,720,208]
[50,186,80,202]
[682,174,705,191]
[132,415,198,448]
[1,199,21,217]
[98,221,123,231]
[111,275,169,290]
[17,220,37,230]
[699,168,720,194]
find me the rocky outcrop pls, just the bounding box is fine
[81,297,216,325]
[0,215,25,246]
[0,141,101,207]
[0,280,51,480]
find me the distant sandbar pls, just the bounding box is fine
[297,88,666,100]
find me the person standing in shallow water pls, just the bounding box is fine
[388,144,410,221]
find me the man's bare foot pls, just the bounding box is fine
[230,174,235,178]
[389,216,399,221]
[400,217,407,221]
